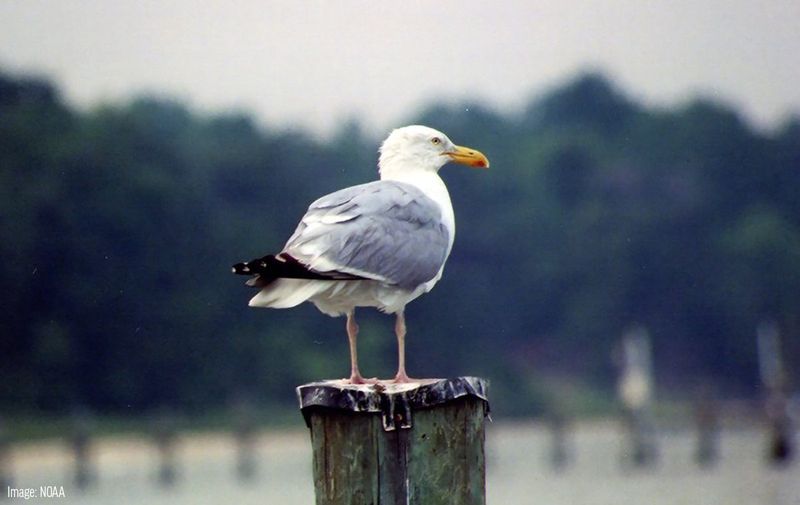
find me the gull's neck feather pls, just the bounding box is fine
[379,153,438,178]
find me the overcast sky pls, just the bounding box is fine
[1,0,799,137]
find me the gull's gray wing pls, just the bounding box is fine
[283,180,450,290]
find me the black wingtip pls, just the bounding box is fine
[231,262,250,275]
[232,253,364,284]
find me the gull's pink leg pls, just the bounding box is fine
[346,311,377,384]
[392,310,415,383]
[346,310,367,383]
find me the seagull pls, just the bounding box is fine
[232,125,489,384]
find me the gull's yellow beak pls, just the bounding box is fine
[446,145,490,169]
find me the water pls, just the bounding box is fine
[7,422,798,504]
[487,422,798,505]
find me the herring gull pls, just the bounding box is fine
[232,125,489,383]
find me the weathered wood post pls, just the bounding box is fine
[297,376,489,505]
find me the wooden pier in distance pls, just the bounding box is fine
[297,376,489,505]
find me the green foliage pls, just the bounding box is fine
[1,70,798,418]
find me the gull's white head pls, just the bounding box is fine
[378,125,489,179]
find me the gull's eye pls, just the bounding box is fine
[431,137,442,145]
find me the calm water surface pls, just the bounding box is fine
[9,422,799,504]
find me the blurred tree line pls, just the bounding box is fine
[1,70,798,418]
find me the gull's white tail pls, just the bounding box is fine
[248,279,326,308]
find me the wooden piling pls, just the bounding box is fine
[151,410,179,487]
[232,397,258,481]
[757,321,795,466]
[692,383,719,467]
[615,326,659,467]
[0,415,11,492]
[69,410,95,490]
[297,376,489,505]
[546,412,572,471]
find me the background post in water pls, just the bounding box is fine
[232,396,258,482]
[0,415,11,493]
[70,408,95,490]
[692,383,720,468]
[616,326,659,467]
[152,409,180,487]
[757,321,795,466]
[546,412,572,471]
